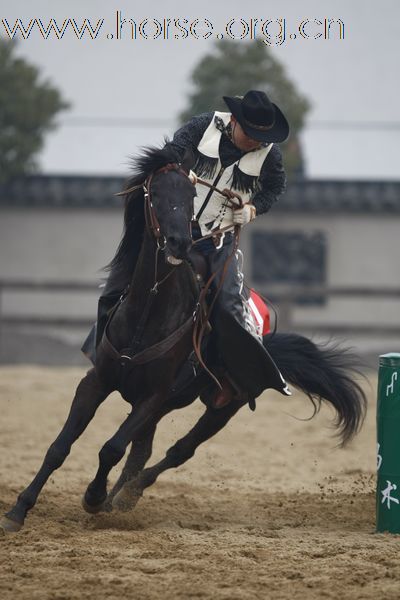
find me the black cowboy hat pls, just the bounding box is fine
[223,90,289,143]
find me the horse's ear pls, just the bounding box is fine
[180,147,196,174]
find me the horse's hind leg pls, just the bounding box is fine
[105,423,157,508]
[83,393,164,512]
[107,376,208,510]
[105,383,200,508]
[1,368,109,532]
[112,399,245,511]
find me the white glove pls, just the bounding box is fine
[232,204,256,226]
[188,170,198,185]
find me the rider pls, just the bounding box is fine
[82,90,291,408]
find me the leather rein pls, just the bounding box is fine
[117,164,244,244]
[109,163,243,389]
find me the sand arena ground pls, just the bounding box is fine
[0,366,399,599]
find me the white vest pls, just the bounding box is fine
[193,112,273,235]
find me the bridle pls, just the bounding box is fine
[142,163,190,247]
[117,161,244,247]
[115,162,245,390]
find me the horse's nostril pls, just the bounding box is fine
[167,236,180,253]
[168,236,178,247]
[167,236,191,258]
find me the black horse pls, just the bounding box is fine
[1,144,367,532]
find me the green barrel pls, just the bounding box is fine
[376,353,400,533]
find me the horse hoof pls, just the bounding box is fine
[112,483,142,512]
[81,496,106,514]
[0,517,23,533]
[103,498,114,513]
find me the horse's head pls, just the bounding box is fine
[145,147,196,264]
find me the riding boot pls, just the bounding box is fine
[212,374,242,409]
[81,261,132,365]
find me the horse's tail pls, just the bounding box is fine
[264,333,368,446]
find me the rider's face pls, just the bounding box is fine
[230,117,263,152]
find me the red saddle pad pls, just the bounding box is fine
[248,289,271,336]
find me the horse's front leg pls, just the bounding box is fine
[112,398,245,511]
[105,377,206,509]
[108,373,209,510]
[1,368,110,532]
[82,392,165,513]
[105,422,157,508]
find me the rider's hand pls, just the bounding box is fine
[232,204,256,226]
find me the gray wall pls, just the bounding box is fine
[0,204,399,362]
[242,213,400,322]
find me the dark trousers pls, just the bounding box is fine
[193,232,288,398]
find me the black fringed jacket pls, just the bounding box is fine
[170,111,287,216]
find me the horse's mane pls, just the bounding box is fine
[106,141,182,271]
